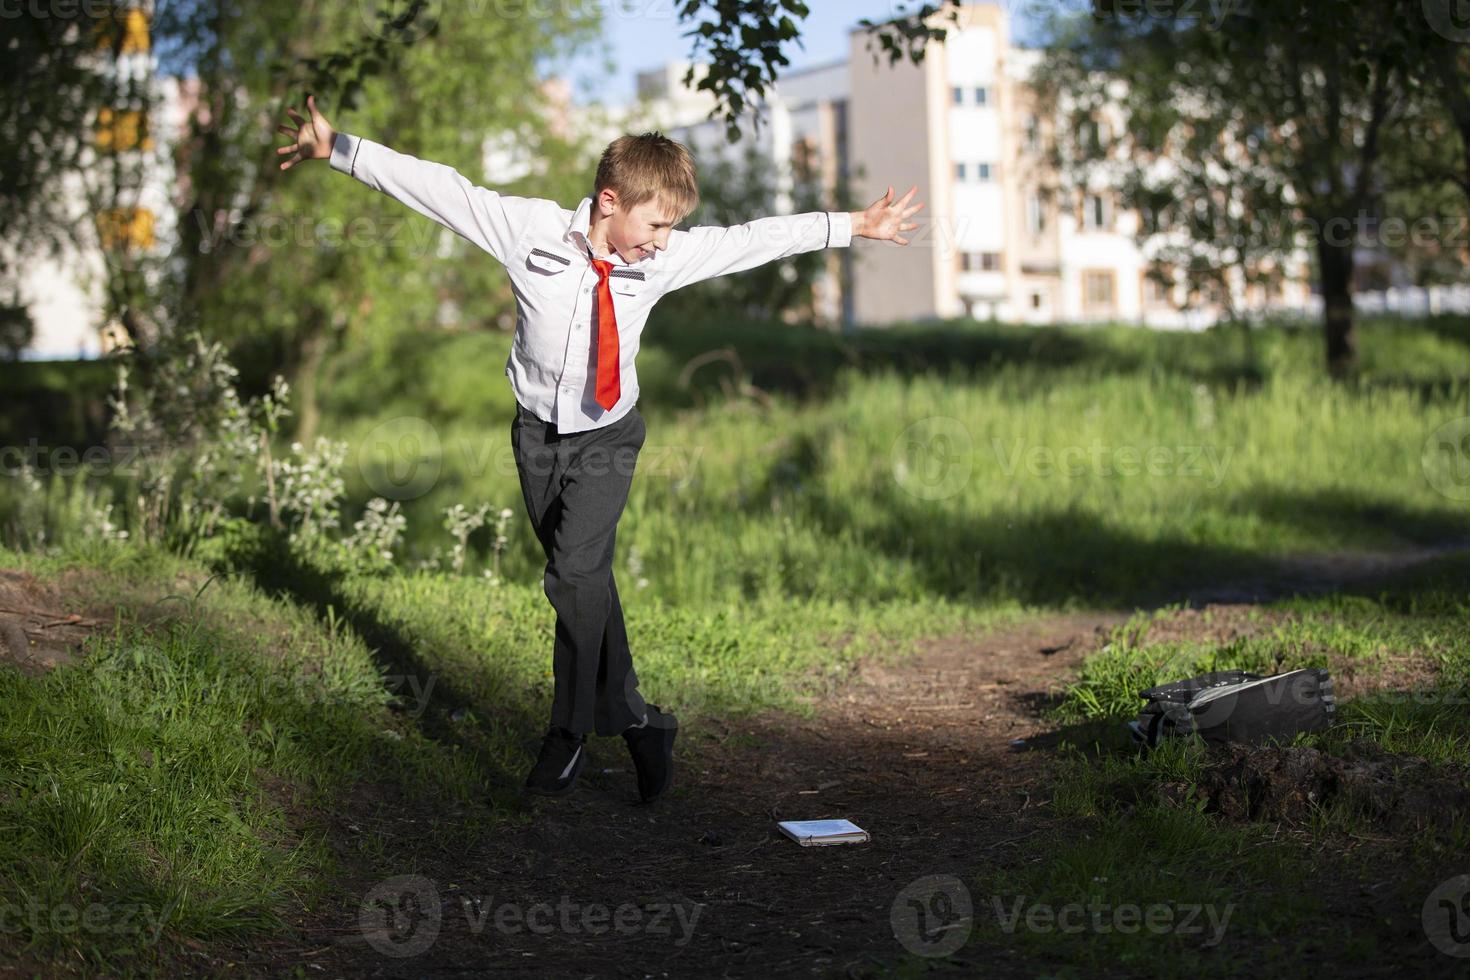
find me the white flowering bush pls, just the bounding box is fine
[442,503,490,575]
[30,325,526,584]
[106,328,291,548]
[271,437,349,545]
[483,506,515,586]
[341,497,408,572]
[1,460,51,552]
[1,443,130,554]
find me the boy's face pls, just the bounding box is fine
[594,188,679,264]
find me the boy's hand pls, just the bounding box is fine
[851,185,925,245]
[276,94,335,171]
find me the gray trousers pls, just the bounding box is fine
[510,400,650,737]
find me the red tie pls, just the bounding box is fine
[590,257,620,410]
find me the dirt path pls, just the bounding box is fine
[223,611,1154,978]
[4,541,1461,977]
[228,546,1466,978]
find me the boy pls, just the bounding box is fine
[278,94,924,802]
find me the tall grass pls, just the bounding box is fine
[313,316,1470,610]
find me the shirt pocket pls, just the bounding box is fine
[525,247,573,277]
[607,268,648,299]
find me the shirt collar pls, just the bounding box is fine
[564,196,656,267]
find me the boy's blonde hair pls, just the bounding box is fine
[594,132,700,223]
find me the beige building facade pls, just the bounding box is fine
[627,2,1314,330]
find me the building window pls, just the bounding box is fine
[95,108,153,152]
[1083,270,1116,314]
[792,137,819,181]
[960,252,1002,272]
[977,163,994,182]
[955,162,967,182]
[91,7,150,54]
[953,86,965,105]
[1143,267,1174,307]
[975,86,989,106]
[1083,194,1111,231]
[1026,193,1046,234]
[1079,117,1112,153]
[1031,292,1044,310]
[96,208,156,251]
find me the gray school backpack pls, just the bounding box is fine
[1127,667,1336,749]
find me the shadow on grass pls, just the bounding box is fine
[216,527,542,803]
[637,315,1267,411]
[743,442,1470,609]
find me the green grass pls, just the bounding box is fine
[312,315,1470,610]
[3,314,1470,974]
[0,543,487,971]
[985,555,1470,976]
[1053,554,1470,765]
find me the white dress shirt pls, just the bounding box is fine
[328,132,853,433]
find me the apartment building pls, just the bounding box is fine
[9,2,185,359]
[625,2,1313,329]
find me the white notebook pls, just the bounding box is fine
[777,818,870,846]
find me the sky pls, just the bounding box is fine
[549,0,998,108]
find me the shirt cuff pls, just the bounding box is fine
[329,131,363,176]
[826,211,853,249]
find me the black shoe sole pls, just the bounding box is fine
[523,744,587,797]
[637,721,678,802]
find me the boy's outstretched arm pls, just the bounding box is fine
[661,184,926,293]
[276,94,535,265]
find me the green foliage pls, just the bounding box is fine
[0,546,482,969]
[653,138,858,325]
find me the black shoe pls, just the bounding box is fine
[622,704,677,802]
[524,725,587,796]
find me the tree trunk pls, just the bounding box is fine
[1317,236,1356,377]
[292,329,329,445]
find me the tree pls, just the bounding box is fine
[0,295,34,362]
[139,0,597,433]
[1,4,157,348]
[1029,1,1425,376]
[676,0,962,141]
[653,138,858,325]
